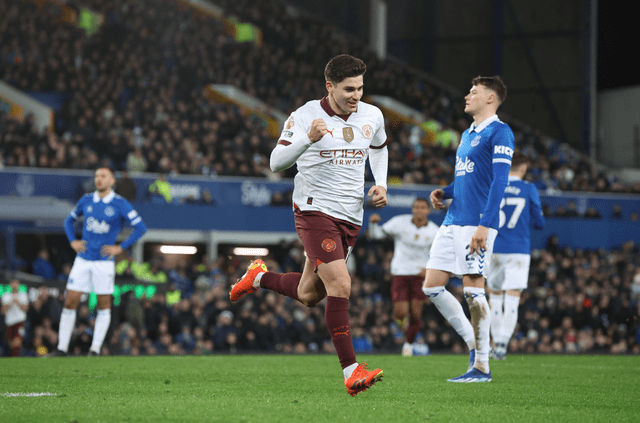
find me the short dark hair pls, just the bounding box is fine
[471,75,507,104]
[511,150,529,168]
[413,197,430,207]
[324,54,367,84]
[96,166,115,176]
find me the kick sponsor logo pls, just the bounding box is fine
[494,145,514,157]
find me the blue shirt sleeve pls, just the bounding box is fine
[64,197,84,244]
[441,183,454,200]
[479,124,515,228]
[530,185,546,229]
[118,199,147,250]
[479,162,511,228]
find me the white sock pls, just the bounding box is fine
[500,295,520,346]
[57,308,76,353]
[90,308,111,353]
[464,287,491,372]
[489,293,504,346]
[343,363,358,380]
[422,286,475,351]
[254,272,265,289]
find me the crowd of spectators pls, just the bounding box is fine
[1,0,640,194]
[2,233,638,357]
[1,0,639,358]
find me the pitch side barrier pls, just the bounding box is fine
[1,168,639,250]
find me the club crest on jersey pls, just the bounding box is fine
[104,206,115,217]
[285,116,294,129]
[470,136,481,147]
[362,124,373,139]
[343,127,354,142]
[87,206,93,213]
[455,156,475,176]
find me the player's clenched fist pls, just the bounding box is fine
[307,119,328,143]
[368,186,387,208]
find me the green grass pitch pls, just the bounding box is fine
[0,354,638,422]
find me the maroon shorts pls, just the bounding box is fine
[6,321,25,340]
[294,209,361,270]
[391,275,427,303]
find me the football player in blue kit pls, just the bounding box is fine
[487,151,545,360]
[50,166,147,356]
[423,76,515,382]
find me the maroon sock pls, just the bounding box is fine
[406,318,422,344]
[260,272,301,301]
[325,296,356,370]
[10,346,20,357]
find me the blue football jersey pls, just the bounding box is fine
[443,115,515,229]
[493,176,546,254]
[65,191,147,261]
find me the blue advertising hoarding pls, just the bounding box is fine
[1,167,639,251]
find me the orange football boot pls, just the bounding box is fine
[345,363,384,396]
[229,259,268,301]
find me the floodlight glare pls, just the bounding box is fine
[159,245,198,255]
[232,247,269,256]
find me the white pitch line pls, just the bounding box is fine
[0,392,58,397]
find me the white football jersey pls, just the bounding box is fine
[370,214,439,275]
[1,291,28,326]
[279,97,387,225]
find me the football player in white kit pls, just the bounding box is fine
[424,76,515,382]
[1,279,29,356]
[368,197,439,356]
[487,151,545,360]
[230,54,389,396]
[50,166,147,356]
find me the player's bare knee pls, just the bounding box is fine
[324,283,351,299]
[63,295,81,309]
[298,291,323,307]
[96,295,111,310]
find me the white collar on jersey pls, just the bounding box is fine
[508,175,522,181]
[93,190,115,203]
[469,114,499,133]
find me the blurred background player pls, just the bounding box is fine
[2,279,29,357]
[367,197,439,356]
[487,151,546,360]
[230,54,389,396]
[424,76,515,382]
[50,166,147,356]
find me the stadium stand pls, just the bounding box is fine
[2,0,639,192]
[0,0,638,357]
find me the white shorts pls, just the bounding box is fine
[487,253,531,291]
[67,256,116,295]
[426,225,498,277]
